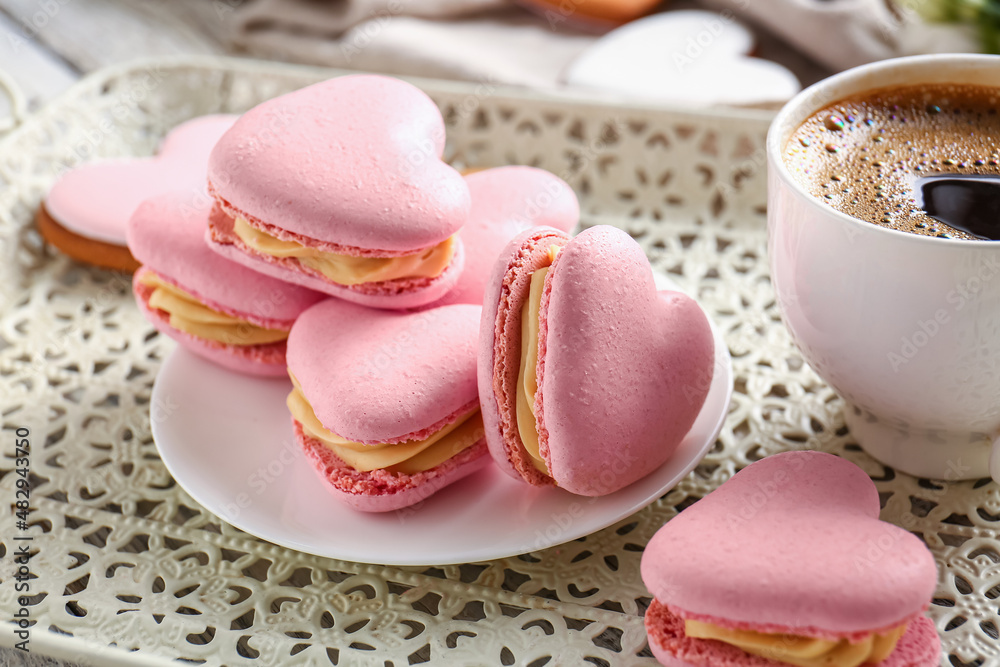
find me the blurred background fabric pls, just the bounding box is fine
[224,0,984,101]
[228,0,596,89]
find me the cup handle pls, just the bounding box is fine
[989,435,1000,484]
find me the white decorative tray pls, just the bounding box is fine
[0,56,991,666]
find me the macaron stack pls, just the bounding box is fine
[112,73,720,511]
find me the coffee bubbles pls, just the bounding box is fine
[783,84,1000,240]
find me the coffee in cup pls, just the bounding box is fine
[782,83,1000,240]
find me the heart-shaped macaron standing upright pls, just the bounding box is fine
[641,451,941,667]
[563,11,801,107]
[480,225,715,496]
[435,166,579,307]
[207,74,471,310]
[287,298,490,511]
[39,114,236,272]
[127,192,324,376]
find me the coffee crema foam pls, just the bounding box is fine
[783,83,1000,240]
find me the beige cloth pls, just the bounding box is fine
[229,0,596,89]
[226,0,979,94]
[234,0,511,36]
[700,0,979,71]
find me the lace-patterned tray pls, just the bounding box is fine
[0,56,993,667]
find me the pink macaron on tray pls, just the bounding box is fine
[0,56,991,666]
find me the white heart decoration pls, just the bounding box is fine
[563,10,801,108]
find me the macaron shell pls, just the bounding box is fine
[537,226,714,495]
[641,451,939,636]
[127,193,325,327]
[45,114,236,245]
[133,271,288,377]
[207,74,469,251]
[478,227,572,485]
[435,166,579,307]
[644,600,941,667]
[295,421,490,512]
[206,208,466,310]
[287,298,482,444]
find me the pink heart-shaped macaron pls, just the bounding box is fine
[287,299,490,511]
[128,192,324,376]
[480,225,715,496]
[641,451,940,667]
[434,166,579,307]
[207,74,471,309]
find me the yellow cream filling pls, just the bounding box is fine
[516,265,550,475]
[514,245,561,477]
[139,272,287,346]
[684,619,908,667]
[233,216,455,286]
[286,376,483,474]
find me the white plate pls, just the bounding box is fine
[151,297,732,567]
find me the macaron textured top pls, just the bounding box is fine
[205,74,470,307]
[285,298,489,511]
[207,74,469,253]
[640,450,941,667]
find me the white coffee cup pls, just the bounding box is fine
[767,54,1000,482]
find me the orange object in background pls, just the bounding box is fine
[515,0,663,30]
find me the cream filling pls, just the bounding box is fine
[515,265,551,475]
[684,619,908,667]
[286,376,482,474]
[139,272,287,346]
[233,216,455,286]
